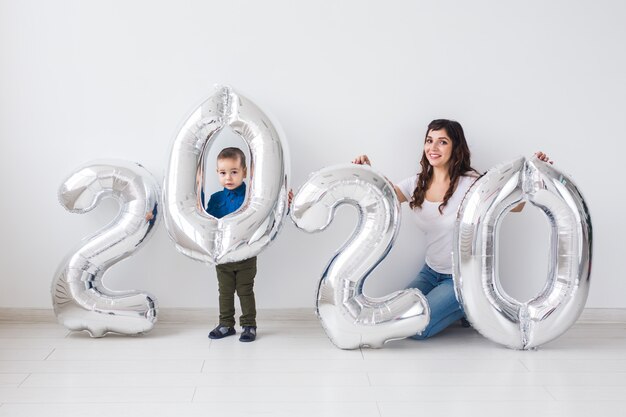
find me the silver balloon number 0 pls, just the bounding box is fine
[52,161,160,337]
[163,86,289,264]
[291,164,430,349]
[454,157,592,349]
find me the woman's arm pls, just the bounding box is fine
[352,154,407,203]
[394,185,408,203]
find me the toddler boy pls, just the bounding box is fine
[205,147,257,342]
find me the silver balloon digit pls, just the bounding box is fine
[291,164,430,349]
[163,85,289,264]
[52,161,160,337]
[454,156,592,349]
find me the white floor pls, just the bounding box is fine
[1,317,626,417]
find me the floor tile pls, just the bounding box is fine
[0,349,53,360]
[21,371,370,388]
[378,401,626,417]
[46,343,359,361]
[193,385,553,402]
[0,387,193,403]
[199,357,527,373]
[0,375,28,388]
[519,358,626,373]
[0,402,381,417]
[0,360,203,373]
[368,371,626,387]
[545,386,626,401]
[0,327,69,338]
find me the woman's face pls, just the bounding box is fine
[424,128,453,169]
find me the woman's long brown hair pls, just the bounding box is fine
[410,119,478,214]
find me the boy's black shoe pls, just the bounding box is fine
[460,317,471,328]
[239,326,257,342]
[208,324,236,339]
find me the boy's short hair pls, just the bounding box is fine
[217,147,246,169]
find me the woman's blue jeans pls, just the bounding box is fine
[407,264,464,339]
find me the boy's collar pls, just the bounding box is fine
[224,182,246,195]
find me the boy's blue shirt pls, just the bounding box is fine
[205,182,246,219]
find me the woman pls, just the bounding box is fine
[353,119,550,339]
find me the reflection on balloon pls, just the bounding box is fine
[163,85,289,264]
[52,160,160,337]
[453,156,592,349]
[291,164,430,349]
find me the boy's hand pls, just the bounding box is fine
[288,189,294,207]
[352,155,371,166]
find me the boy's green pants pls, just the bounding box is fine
[215,256,257,327]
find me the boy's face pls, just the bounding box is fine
[216,157,246,190]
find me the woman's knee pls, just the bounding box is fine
[407,274,433,294]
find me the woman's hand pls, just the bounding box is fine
[352,155,371,166]
[351,154,407,203]
[512,151,554,213]
[535,151,553,164]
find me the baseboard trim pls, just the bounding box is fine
[577,308,626,323]
[0,307,624,324]
[0,308,317,324]
[156,308,317,323]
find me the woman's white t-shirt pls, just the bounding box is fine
[396,174,477,274]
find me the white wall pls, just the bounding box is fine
[1,0,624,309]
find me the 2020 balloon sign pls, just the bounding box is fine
[53,86,591,348]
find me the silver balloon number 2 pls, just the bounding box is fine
[291,164,430,349]
[163,86,289,264]
[454,157,592,349]
[52,161,160,337]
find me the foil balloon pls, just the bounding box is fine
[453,156,592,349]
[52,161,160,337]
[291,164,430,349]
[163,85,289,264]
